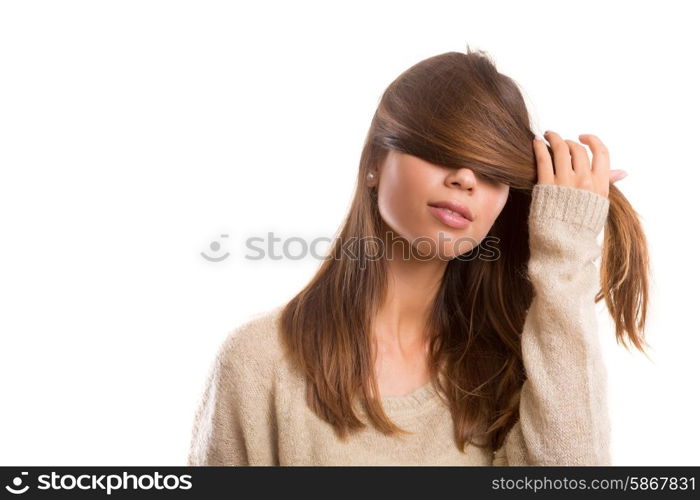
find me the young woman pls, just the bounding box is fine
[187,47,650,466]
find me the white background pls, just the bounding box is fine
[1,0,697,465]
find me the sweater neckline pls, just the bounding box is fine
[379,381,439,412]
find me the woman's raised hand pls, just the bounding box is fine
[533,131,627,199]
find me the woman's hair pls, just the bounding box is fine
[278,46,651,453]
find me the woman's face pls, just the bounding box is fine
[375,150,510,260]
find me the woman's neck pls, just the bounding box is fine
[372,248,446,350]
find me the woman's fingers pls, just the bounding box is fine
[533,131,622,198]
[543,131,574,182]
[564,139,591,174]
[579,134,611,194]
[533,135,555,185]
[565,138,595,191]
[610,169,628,183]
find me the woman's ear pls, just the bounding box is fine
[366,170,379,188]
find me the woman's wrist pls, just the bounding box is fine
[529,184,610,235]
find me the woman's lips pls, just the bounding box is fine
[427,205,471,229]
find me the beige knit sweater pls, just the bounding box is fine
[187,184,612,466]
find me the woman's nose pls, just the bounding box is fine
[446,168,476,190]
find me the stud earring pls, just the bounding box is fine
[366,172,375,181]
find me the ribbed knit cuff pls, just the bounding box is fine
[529,184,610,234]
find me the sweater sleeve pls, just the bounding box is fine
[492,184,612,466]
[187,322,279,466]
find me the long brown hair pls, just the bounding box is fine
[278,46,651,453]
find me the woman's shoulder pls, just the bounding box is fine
[215,304,288,380]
